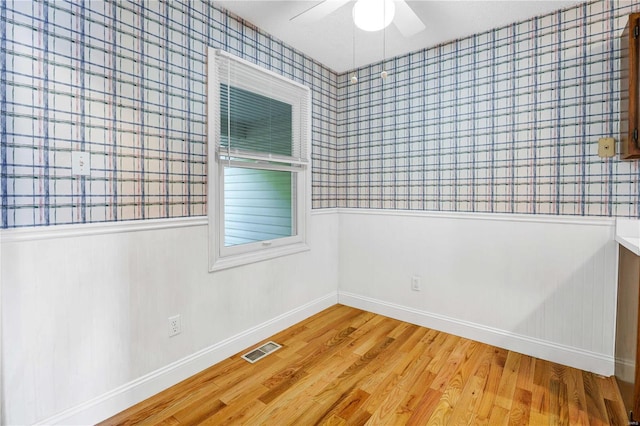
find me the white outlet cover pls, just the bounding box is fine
[168,315,181,337]
[72,151,91,176]
[411,276,421,291]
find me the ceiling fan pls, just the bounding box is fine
[290,0,426,38]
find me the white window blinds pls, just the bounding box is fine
[212,50,310,165]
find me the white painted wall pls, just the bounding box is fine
[1,211,339,425]
[1,208,621,424]
[337,209,618,375]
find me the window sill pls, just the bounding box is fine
[209,241,310,272]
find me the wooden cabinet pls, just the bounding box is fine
[615,245,640,419]
[621,13,640,159]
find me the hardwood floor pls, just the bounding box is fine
[101,305,627,425]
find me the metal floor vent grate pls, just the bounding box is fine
[241,341,282,363]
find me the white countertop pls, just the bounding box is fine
[616,218,640,256]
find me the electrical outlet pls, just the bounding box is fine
[168,315,181,337]
[411,276,421,291]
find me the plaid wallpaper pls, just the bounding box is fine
[337,0,640,216]
[3,1,640,228]
[0,0,338,228]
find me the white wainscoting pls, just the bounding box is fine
[337,209,618,376]
[1,211,339,425]
[1,208,621,424]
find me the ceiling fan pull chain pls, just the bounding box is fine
[352,11,358,84]
[381,0,388,79]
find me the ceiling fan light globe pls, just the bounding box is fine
[353,0,395,32]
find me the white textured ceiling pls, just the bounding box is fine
[216,0,585,73]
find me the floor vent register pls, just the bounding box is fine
[241,341,282,363]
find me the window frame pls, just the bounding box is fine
[207,48,311,272]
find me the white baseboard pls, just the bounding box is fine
[338,291,614,377]
[35,288,614,425]
[38,292,338,426]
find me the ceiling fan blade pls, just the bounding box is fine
[393,0,426,38]
[290,0,351,23]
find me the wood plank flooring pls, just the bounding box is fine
[101,305,627,425]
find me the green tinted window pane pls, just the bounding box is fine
[224,167,294,247]
[220,85,292,157]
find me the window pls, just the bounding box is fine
[208,48,311,271]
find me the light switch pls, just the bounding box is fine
[598,137,615,158]
[72,151,91,176]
